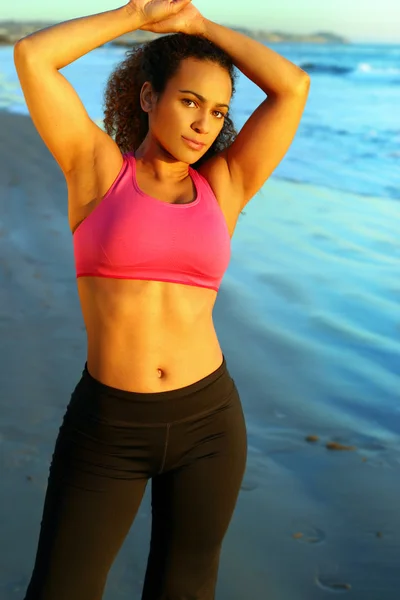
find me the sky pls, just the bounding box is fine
[1,0,399,44]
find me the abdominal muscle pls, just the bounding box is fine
[77,276,224,393]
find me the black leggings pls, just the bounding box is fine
[24,356,247,600]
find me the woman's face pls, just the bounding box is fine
[143,57,233,162]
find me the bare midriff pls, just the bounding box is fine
[77,277,224,393]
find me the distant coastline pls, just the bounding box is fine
[0,20,349,46]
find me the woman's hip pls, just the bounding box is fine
[67,353,241,425]
[51,355,246,479]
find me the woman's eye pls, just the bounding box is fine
[182,99,225,119]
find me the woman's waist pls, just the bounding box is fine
[85,319,223,393]
[70,354,237,427]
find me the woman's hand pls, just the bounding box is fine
[127,0,193,28]
[139,2,206,35]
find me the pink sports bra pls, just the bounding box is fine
[72,152,231,292]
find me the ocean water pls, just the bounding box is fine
[1,41,399,446]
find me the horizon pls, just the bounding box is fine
[1,0,399,44]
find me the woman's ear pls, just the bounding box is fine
[140,82,158,113]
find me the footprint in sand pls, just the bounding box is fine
[240,461,263,492]
[316,574,351,592]
[291,523,326,544]
[240,472,259,492]
[240,447,267,492]
[240,480,258,492]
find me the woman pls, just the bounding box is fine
[14,0,310,598]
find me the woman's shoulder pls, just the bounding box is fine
[196,152,244,235]
[196,152,233,202]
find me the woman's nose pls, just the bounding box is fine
[192,116,210,135]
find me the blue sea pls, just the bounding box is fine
[1,39,400,598]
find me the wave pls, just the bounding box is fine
[299,62,353,75]
[299,61,400,78]
[357,62,400,75]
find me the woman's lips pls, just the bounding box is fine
[181,136,206,151]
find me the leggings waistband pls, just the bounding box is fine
[71,355,235,425]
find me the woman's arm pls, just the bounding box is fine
[200,19,309,96]
[13,5,143,176]
[13,0,191,175]
[198,19,310,207]
[15,0,191,67]
[14,5,141,69]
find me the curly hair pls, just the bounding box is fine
[103,32,238,169]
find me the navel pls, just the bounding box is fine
[157,368,165,379]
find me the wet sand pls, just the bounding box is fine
[1,109,399,600]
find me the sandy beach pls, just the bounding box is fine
[1,109,400,600]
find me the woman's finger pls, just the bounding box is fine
[169,0,192,13]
